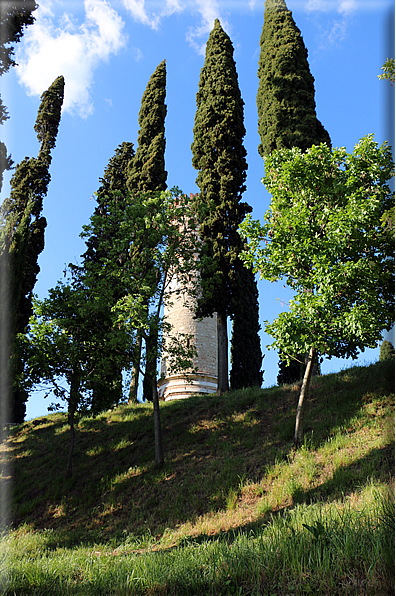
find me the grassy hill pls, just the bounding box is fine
[0,359,394,595]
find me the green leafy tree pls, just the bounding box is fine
[379,340,395,362]
[240,135,395,444]
[378,58,395,85]
[21,278,133,478]
[0,75,64,422]
[191,19,255,394]
[127,60,167,403]
[257,0,330,159]
[0,0,38,191]
[81,188,198,467]
[80,142,135,412]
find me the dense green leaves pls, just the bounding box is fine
[241,135,395,364]
[192,19,249,320]
[192,19,262,392]
[257,0,330,158]
[127,60,167,194]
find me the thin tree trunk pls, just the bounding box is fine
[217,311,229,394]
[294,346,316,446]
[129,334,142,403]
[66,366,81,478]
[152,374,164,467]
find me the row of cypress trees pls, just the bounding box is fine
[2,0,333,420]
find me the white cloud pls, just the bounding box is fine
[15,0,128,118]
[186,0,230,55]
[328,18,348,43]
[338,0,357,14]
[122,0,160,29]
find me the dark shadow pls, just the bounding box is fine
[0,359,393,548]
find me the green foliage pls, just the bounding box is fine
[230,261,263,389]
[0,76,64,422]
[277,355,303,385]
[0,0,37,76]
[241,135,395,366]
[126,60,167,401]
[34,75,65,163]
[80,142,135,412]
[127,59,167,194]
[0,0,38,189]
[191,19,250,320]
[379,340,395,362]
[81,187,199,465]
[257,0,330,159]
[191,20,262,392]
[378,57,395,84]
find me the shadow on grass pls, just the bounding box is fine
[0,359,394,547]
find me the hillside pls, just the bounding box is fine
[0,359,394,595]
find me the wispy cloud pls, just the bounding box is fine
[15,0,128,118]
[304,0,358,47]
[186,0,232,55]
[122,0,160,30]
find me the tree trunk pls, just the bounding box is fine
[145,326,164,467]
[294,346,316,446]
[152,374,164,468]
[217,311,229,394]
[128,334,142,404]
[66,366,81,478]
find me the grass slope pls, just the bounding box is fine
[0,359,394,595]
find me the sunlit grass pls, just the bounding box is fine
[0,359,394,594]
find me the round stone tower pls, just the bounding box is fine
[157,194,218,401]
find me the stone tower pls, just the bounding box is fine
[157,194,218,401]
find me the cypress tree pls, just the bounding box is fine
[81,142,135,413]
[191,19,252,394]
[127,59,167,194]
[0,75,64,422]
[230,257,263,389]
[257,0,330,158]
[127,59,167,403]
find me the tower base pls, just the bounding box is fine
[158,372,217,401]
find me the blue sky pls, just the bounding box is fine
[0,0,394,420]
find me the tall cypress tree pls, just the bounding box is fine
[80,142,135,413]
[0,75,64,422]
[192,19,253,394]
[127,59,167,403]
[256,0,330,387]
[257,0,330,158]
[127,59,167,194]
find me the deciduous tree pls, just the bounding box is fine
[82,188,198,467]
[240,135,395,444]
[20,277,133,478]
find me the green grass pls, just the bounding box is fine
[0,359,394,594]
